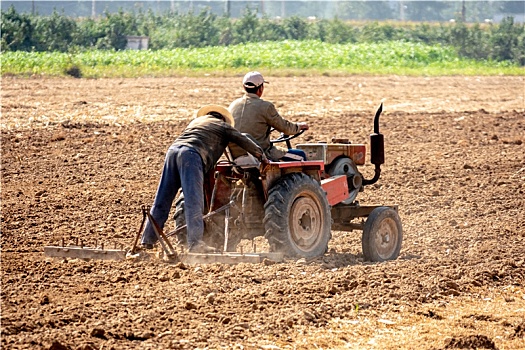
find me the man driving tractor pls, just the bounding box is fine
[228,71,309,161]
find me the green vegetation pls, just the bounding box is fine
[1,6,523,77]
[2,41,522,78]
[2,6,525,64]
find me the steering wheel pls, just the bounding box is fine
[270,128,306,150]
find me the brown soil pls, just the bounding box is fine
[1,76,524,350]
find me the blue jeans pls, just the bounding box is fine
[141,145,204,247]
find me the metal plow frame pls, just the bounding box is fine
[43,245,284,265]
[44,206,284,265]
[178,251,284,265]
[44,245,127,261]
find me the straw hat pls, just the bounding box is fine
[196,105,234,127]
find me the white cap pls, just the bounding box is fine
[242,71,268,88]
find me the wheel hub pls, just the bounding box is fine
[375,217,398,258]
[299,211,312,230]
[289,196,322,250]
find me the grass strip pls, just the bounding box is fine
[1,40,523,77]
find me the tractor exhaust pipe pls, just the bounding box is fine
[363,103,384,186]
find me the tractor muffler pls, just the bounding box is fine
[363,103,384,186]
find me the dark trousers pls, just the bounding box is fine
[141,145,204,247]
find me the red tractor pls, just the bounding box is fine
[174,104,402,262]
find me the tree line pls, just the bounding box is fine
[3,1,524,22]
[1,6,524,65]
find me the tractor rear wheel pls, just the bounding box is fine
[264,173,331,257]
[173,194,188,246]
[174,193,238,251]
[362,206,402,262]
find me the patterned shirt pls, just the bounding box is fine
[174,115,264,173]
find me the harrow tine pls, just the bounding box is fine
[130,206,148,254]
[223,207,230,252]
[146,211,177,259]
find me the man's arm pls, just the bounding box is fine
[264,103,307,135]
[226,127,266,161]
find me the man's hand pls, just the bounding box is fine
[259,154,270,167]
[297,122,309,130]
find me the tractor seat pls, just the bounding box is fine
[232,154,260,170]
[224,146,260,175]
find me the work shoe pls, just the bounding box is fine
[188,241,218,254]
[176,232,187,246]
[141,243,154,250]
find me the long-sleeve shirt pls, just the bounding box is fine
[174,115,264,173]
[228,93,301,159]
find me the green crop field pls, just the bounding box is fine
[1,40,523,78]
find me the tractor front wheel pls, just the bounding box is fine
[264,173,331,257]
[362,206,403,262]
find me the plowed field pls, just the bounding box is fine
[2,75,524,350]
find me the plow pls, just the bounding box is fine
[45,103,402,265]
